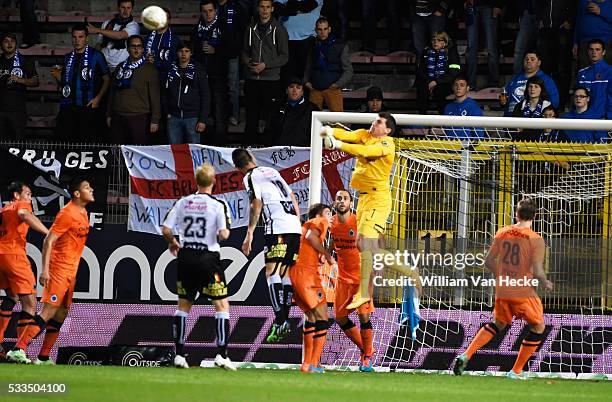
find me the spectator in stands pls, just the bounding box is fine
[89,0,140,71]
[265,77,319,146]
[465,0,502,90]
[107,35,160,145]
[512,0,539,75]
[537,0,574,110]
[443,75,485,139]
[145,7,180,83]
[304,16,352,112]
[52,25,110,143]
[0,32,39,140]
[539,106,568,142]
[573,0,612,68]
[163,42,210,145]
[321,0,348,42]
[360,86,386,113]
[501,50,559,116]
[218,0,249,127]
[512,76,552,141]
[416,31,460,114]
[360,0,401,55]
[576,39,612,118]
[274,0,323,82]
[241,0,289,141]
[411,0,448,59]
[562,86,608,142]
[19,0,40,49]
[192,0,229,145]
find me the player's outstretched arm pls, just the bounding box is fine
[243,198,263,256]
[331,127,364,143]
[339,141,394,159]
[18,208,49,236]
[40,232,59,287]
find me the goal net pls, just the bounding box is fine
[308,112,612,375]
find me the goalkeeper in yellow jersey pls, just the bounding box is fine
[320,112,396,309]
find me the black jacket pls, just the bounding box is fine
[163,61,210,122]
[416,45,461,85]
[265,97,320,146]
[537,0,576,29]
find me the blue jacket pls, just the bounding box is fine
[576,59,612,118]
[561,108,608,142]
[574,0,612,44]
[443,97,485,139]
[504,70,559,116]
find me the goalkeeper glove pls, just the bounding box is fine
[322,134,343,150]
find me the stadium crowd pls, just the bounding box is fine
[0,0,611,144]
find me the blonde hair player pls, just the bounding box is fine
[321,112,396,310]
[161,164,236,370]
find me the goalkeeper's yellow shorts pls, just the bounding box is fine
[356,192,392,238]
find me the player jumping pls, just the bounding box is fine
[7,178,93,365]
[232,148,302,342]
[321,112,396,310]
[330,189,375,372]
[162,164,236,371]
[453,198,554,379]
[0,182,49,359]
[290,203,334,373]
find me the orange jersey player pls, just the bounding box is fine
[289,203,335,373]
[0,181,49,358]
[330,189,375,372]
[7,178,94,365]
[454,197,553,379]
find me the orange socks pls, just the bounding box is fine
[465,322,499,359]
[17,311,35,339]
[360,320,373,356]
[512,331,543,374]
[301,321,315,369]
[38,319,63,359]
[0,297,16,342]
[310,320,328,366]
[339,320,363,350]
[15,314,46,351]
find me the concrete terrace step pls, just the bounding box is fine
[344,87,501,101]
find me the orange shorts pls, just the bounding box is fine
[290,264,326,313]
[0,254,35,295]
[41,271,77,308]
[334,280,375,318]
[494,297,543,326]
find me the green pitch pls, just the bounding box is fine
[0,365,610,402]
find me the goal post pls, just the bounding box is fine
[309,111,612,374]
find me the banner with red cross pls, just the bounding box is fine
[121,145,354,234]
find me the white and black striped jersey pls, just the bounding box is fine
[243,166,301,235]
[162,192,231,252]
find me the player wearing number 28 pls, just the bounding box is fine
[320,112,397,310]
[454,198,554,379]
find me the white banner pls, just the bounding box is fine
[121,145,354,234]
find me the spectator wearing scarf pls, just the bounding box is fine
[304,16,352,112]
[107,35,161,145]
[416,31,460,115]
[53,25,110,143]
[512,76,552,141]
[191,0,229,144]
[163,41,211,145]
[145,7,180,82]
[0,32,39,140]
[88,0,140,70]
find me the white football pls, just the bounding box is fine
[141,6,167,31]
